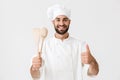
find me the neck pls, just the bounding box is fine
[55,32,69,41]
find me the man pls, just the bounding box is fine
[30,4,99,80]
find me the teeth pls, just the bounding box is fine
[59,26,64,29]
[57,26,66,31]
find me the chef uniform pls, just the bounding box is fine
[39,4,89,80]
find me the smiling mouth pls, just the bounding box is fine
[55,25,69,34]
[57,25,66,30]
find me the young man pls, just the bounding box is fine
[30,4,99,80]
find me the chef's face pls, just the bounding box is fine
[52,15,71,35]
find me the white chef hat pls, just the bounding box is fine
[47,4,71,21]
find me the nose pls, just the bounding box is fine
[59,21,64,26]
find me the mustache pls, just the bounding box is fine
[57,25,67,27]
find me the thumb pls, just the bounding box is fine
[86,44,90,53]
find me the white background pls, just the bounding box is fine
[0,0,120,80]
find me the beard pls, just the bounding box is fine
[54,24,69,35]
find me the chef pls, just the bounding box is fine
[30,4,99,80]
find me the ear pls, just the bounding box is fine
[52,20,55,24]
[69,20,71,24]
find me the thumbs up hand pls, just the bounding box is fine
[81,44,94,64]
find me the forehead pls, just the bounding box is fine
[55,15,69,19]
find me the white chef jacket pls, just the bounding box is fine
[39,36,89,80]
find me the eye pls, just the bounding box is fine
[64,19,68,21]
[63,18,69,22]
[56,19,60,22]
[55,18,60,22]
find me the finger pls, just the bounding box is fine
[81,51,89,55]
[32,63,42,69]
[32,60,41,64]
[33,64,41,67]
[33,60,42,65]
[86,44,90,53]
[82,58,90,64]
[33,57,41,62]
[81,52,87,56]
[81,58,88,64]
[32,65,40,71]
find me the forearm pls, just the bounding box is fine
[30,65,40,79]
[87,58,99,76]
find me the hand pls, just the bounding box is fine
[32,53,42,71]
[81,44,94,64]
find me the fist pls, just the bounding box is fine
[81,44,94,64]
[32,55,42,71]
